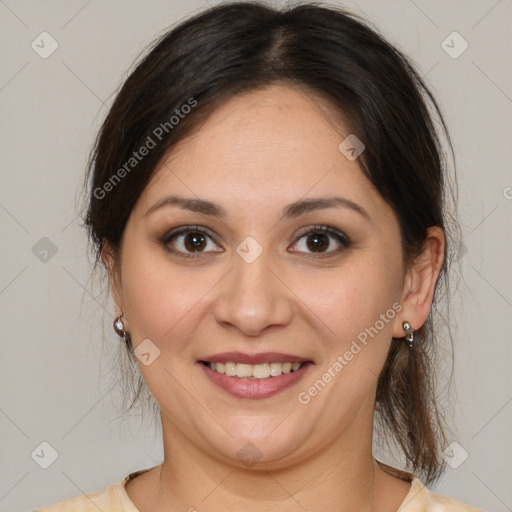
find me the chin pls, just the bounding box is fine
[207,429,310,470]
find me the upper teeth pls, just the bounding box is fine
[207,362,303,379]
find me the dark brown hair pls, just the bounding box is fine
[85,1,458,485]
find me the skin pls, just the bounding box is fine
[103,84,445,511]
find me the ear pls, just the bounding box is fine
[392,226,445,338]
[100,240,124,315]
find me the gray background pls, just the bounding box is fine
[0,0,511,510]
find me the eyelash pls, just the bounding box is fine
[161,225,351,260]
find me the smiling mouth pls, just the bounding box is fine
[200,361,306,379]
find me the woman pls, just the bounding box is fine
[36,2,482,510]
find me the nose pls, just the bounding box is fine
[212,251,294,337]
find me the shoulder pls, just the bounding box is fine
[402,476,484,512]
[33,474,140,512]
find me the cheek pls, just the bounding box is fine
[120,249,214,352]
[295,260,402,415]
[296,256,402,347]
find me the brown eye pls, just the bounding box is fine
[162,226,223,258]
[184,232,207,252]
[290,226,351,257]
[306,232,330,252]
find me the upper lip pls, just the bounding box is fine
[199,352,312,365]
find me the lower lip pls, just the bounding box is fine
[199,363,313,399]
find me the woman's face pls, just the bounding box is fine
[111,85,413,468]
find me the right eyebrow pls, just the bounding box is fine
[144,195,227,219]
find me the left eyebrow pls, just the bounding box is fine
[282,196,371,221]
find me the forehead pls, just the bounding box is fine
[136,85,390,222]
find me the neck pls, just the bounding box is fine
[152,420,385,511]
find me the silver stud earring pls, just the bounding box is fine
[402,321,414,349]
[113,314,130,342]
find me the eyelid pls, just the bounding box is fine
[293,224,350,244]
[162,225,219,242]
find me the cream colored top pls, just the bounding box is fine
[35,468,484,511]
